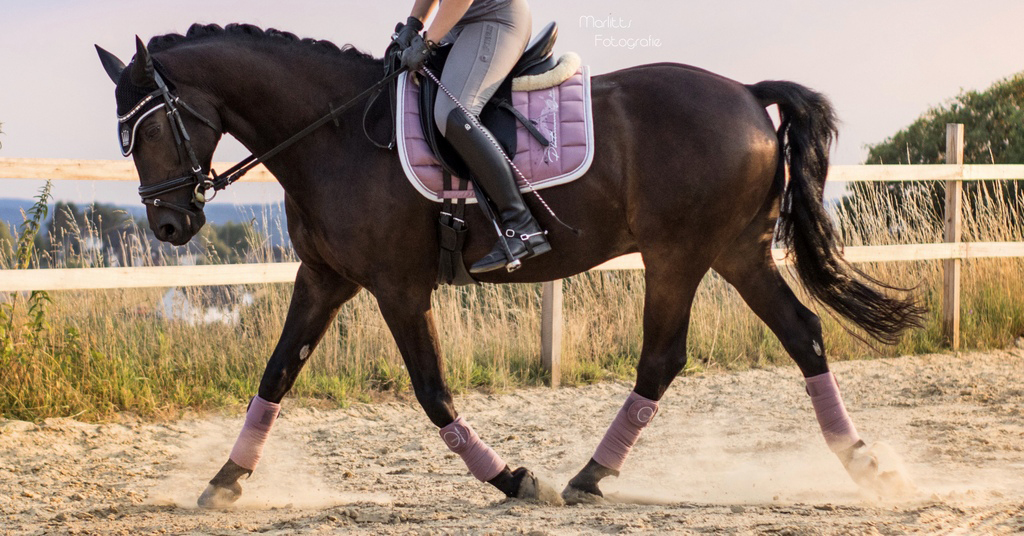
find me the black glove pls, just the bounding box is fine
[400,33,435,73]
[393,16,423,51]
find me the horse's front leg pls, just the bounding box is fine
[374,288,563,504]
[197,264,360,508]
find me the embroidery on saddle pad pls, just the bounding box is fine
[396,65,595,203]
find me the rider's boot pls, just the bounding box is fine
[444,108,551,273]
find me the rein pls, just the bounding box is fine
[138,65,407,215]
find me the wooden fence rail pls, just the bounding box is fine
[4,158,1024,184]
[2,125,1023,386]
[2,242,1021,293]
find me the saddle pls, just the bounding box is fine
[417,21,561,180]
[398,22,592,286]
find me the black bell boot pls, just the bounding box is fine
[444,108,551,273]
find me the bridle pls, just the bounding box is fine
[126,61,407,219]
[128,68,220,219]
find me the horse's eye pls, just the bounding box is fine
[144,124,162,141]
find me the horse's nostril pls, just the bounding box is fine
[160,224,177,240]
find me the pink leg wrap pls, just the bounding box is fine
[592,391,659,472]
[806,372,861,452]
[229,395,281,471]
[439,416,506,482]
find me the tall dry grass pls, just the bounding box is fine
[1,181,1022,421]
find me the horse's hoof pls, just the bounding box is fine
[197,481,242,509]
[844,441,915,498]
[560,484,607,505]
[512,468,564,506]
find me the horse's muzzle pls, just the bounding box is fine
[152,209,204,246]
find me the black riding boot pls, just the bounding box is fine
[444,108,551,273]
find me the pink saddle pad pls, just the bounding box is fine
[396,68,594,202]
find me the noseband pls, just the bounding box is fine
[127,69,220,219]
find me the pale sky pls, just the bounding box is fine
[2,0,1024,204]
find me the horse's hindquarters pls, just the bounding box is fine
[593,64,779,262]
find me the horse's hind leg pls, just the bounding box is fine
[712,232,911,495]
[373,287,563,504]
[563,259,706,504]
[197,264,360,508]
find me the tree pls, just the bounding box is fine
[43,202,136,266]
[197,221,254,264]
[40,201,258,266]
[846,72,1024,231]
[866,73,1024,165]
[213,221,253,261]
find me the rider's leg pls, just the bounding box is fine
[433,1,550,273]
[444,107,551,273]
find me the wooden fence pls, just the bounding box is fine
[2,125,1023,386]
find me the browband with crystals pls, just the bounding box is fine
[118,93,159,122]
[119,101,165,156]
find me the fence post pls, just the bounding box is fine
[943,124,964,350]
[541,280,562,387]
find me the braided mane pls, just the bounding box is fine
[146,23,379,63]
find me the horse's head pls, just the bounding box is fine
[96,38,222,245]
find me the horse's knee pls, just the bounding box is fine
[664,353,689,379]
[634,353,687,400]
[257,356,301,402]
[414,385,456,427]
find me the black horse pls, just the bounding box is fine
[96,24,922,507]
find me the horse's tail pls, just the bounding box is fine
[746,80,926,345]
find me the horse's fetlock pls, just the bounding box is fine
[567,474,603,497]
[487,466,517,497]
[572,459,619,490]
[210,459,252,487]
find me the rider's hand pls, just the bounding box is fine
[400,33,435,73]
[393,16,423,51]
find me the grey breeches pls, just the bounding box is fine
[434,0,531,135]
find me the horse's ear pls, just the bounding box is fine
[95,45,125,84]
[130,35,157,89]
